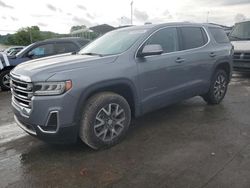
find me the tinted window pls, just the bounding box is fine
[180,27,207,50]
[145,27,179,53]
[209,27,230,43]
[29,44,54,57]
[78,39,90,47]
[230,21,250,40]
[54,42,78,53]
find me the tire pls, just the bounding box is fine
[0,69,11,91]
[79,92,131,150]
[202,69,229,105]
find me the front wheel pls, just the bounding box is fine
[79,92,131,150]
[0,70,11,91]
[202,69,229,105]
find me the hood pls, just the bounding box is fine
[231,41,250,52]
[12,53,118,81]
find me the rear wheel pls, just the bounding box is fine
[202,69,229,105]
[79,92,131,150]
[0,70,11,91]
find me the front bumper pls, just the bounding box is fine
[233,61,250,72]
[14,115,78,143]
[12,93,79,143]
[233,52,250,72]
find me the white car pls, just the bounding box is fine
[4,46,25,56]
[230,20,250,72]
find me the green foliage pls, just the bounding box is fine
[1,26,70,46]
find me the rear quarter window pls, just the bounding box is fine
[180,27,208,50]
[209,27,230,43]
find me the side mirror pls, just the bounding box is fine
[27,51,35,59]
[138,44,163,57]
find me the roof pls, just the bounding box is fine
[234,20,250,24]
[43,37,88,42]
[115,22,221,32]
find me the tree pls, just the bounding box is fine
[5,26,43,45]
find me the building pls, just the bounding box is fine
[70,24,115,40]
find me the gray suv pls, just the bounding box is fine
[10,23,233,149]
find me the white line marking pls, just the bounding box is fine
[0,123,27,144]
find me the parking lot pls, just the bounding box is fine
[0,73,250,188]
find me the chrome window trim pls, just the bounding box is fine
[135,25,211,59]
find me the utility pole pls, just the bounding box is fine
[130,1,133,25]
[206,11,210,23]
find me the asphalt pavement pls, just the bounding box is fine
[1,73,250,188]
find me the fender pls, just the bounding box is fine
[73,78,141,125]
[0,52,10,70]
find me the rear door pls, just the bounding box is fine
[177,26,213,94]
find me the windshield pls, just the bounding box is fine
[79,29,147,56]
[230,21,250,40]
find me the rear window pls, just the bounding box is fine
[180,27,208,50]
[209,27,230,43]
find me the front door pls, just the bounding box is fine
[136,27,191,113]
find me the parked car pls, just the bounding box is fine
[0,37,90,90]
[10,23,233,149]
[4,46,25,56]
[229,20,250,72]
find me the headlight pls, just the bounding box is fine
[33,81,72,96]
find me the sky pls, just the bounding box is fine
[0,0,250,35]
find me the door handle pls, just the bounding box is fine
[209,52,216,57]
[175,57,185,63]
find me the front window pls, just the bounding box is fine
[28,44,54,57]
[79,29,147,56]
[230,21,250,41]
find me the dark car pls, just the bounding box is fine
[0,37,90,90]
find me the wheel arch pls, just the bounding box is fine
[213,61,232,81]
[74,79,140,124]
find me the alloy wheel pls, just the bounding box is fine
[213,74,227,101]
[94,103,126,142]
[2,73,10,88]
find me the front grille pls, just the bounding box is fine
[11,77,33,109]
[233,52,250,63]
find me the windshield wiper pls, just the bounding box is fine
[81,52,103,57]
